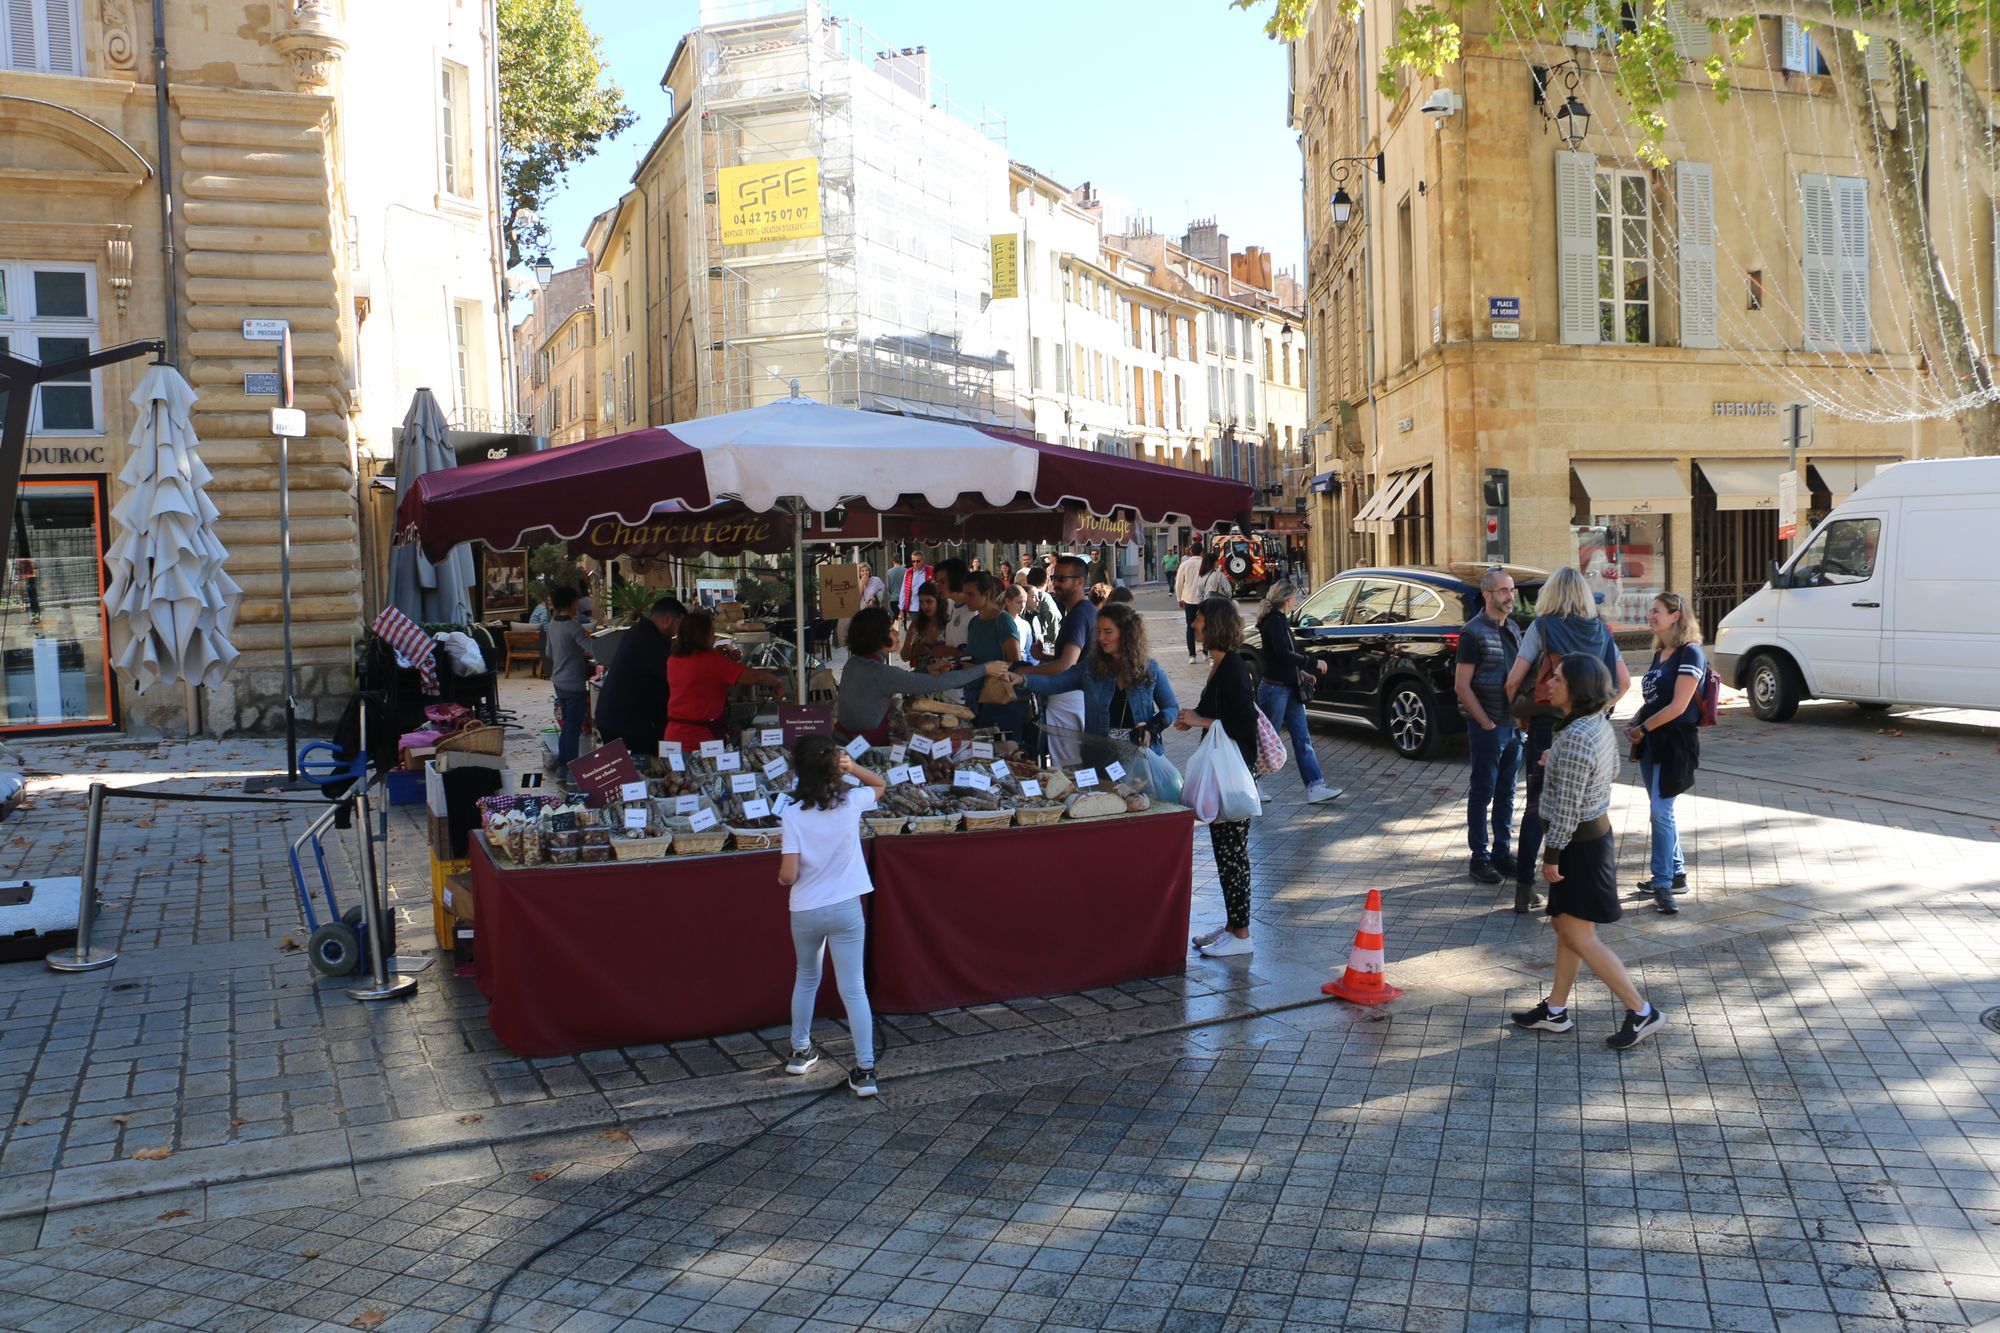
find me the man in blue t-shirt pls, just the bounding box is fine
[1020,554,1097,765]
[1454,569,1522,885]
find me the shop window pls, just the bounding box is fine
[1571,473,1669,624]
[2,479,114,731]
[0,262,99,433]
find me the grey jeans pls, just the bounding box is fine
[790,895,875,1068]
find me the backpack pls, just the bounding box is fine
[1696,664,1722,727]
[1510,652,1563,723]
[1252,708,1287,775]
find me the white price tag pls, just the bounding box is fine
[970,740,994,759]
[619,781,648,803]
[951,769,975,789]
[760,728,784,747]
[716,750,742,772]
[674,794,701,814]
[762,756,788,779]
[1105,761,1127,782]
[730,772,758,794]
[666,751,686,772]
[663,741,683,755]
[699,740,725,758]
[623,807,649,829]
[772,792,793,814]
[1020,779,1043,798]
[841,773,860,786]
[845,735,871,759]
[741,797,770,821]
[989,760,1010,781]
[687,807,719,833]
[908,735,933,757]
[887,766,911,786]
[889,744,908,765]
[1075,768,1100,788]
[953,769,992,791]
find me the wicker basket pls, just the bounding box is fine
[905,812,960,835]
[863,814,907,836]
[672,830,729,856]
[1012,805,1065,827]
[436,723,506,756]
[959,808,1014,833]
[728,826,781,852]
[612,834,673,860]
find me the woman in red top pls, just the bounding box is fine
[664,609,785,748]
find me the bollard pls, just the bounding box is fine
[47,781,118,972]
[346,781,415,1002]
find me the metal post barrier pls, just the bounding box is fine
[344,701,415,1002]
[46,781,117,972]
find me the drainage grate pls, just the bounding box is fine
[1983,1007,2000,1034]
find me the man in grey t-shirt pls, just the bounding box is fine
[545,586,595,781]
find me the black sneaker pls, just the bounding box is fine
[1491,852,1518,877]
[1654,888,1680,916]
[1468,857,1502,885]
[848,1065,878,1098]
[1630,873,1688,899]
[1510,1000,1575,1032]
[784,1045,819,1075]
[1606,1005,1666,1051]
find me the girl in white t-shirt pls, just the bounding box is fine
[778,736,885,1096]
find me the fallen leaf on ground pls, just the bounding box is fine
[298,1248,322,1258]
[278,938,301,953]
[1856,754,1873,762]
[348,1310,388,1329]
[185,853,206,864]
[69,1226,93,1235]
[130,1147,172,1161]
[110,1115,131,1126]
[456,1114,483,1125]
[133,818,153,828]
[597,1127,632,1142]
[229,1117,247,1129]
[331,1106,348,1115]
[7,837,25,849]
[13,1118,33,1128]
[529,1170,551,1181]
[156,1209,190,1220]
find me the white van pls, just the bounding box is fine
[1712,457,2000,720]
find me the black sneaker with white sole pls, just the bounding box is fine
[1629,873,1688,899]
[1509,1000,1575,1032]
[1606,1005,1666,1051]
[848,1065,878,1097]
[784,1045,819,1075]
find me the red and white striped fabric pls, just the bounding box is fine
[372,605,437,693]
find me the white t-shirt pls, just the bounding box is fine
[779,789,874,912]
[944,601,975,648]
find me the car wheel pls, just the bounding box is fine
[1383,679,1440,759]
[1746,652,1802,722]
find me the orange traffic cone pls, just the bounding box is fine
[1321,889,1404,1006]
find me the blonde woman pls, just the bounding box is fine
[1503,567,1631,915]
[1625,592,1705,914]
[1254,581,1337,803]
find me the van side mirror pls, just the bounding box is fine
[1768,559,1791,590]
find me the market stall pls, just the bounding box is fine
[397,395,1251,1056]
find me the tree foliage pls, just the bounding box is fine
[497,0,637,266]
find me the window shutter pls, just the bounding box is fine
[44,0,76,73]
[5,0,36,69]
[1781,18,1814,73]
[1676,161,1718,349]
[1664,3,1710,60]
[1835,176,1870,352]
[1799,173,1840,350]
[1557,150,1599,345]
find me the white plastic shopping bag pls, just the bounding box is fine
[1182,725,1261,824]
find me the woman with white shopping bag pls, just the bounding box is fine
[1175,596,1264,958]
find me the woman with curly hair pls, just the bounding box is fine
[897,582,957,668]
[1011,601,1179,754]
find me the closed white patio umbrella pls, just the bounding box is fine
[387,388,476,625]
[101,365,241,693]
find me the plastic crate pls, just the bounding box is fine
[385,769,425,806]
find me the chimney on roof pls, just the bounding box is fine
[873,46,929,102]
[1231,246,1273,292]
[1181,219,1227,266]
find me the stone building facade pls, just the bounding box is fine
[1,0,510,737]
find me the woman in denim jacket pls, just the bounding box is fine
[1011,602,1178,753]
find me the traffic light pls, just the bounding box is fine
[1482,467,1509,563]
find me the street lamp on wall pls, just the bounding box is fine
[1532,61,1592,149]
[1327,152,1386,226]
[533,254,554,287]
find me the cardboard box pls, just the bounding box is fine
[819,563,863,620]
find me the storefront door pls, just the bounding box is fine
[2,479,115,732]
[1692,474,1781,638]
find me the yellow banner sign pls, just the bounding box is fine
[990,233,1020,301]
[717,158,822,245]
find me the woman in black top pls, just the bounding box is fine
[1175,596,1261,958]
[1254,582,1336,804]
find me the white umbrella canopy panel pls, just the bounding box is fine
[101,365,243,693]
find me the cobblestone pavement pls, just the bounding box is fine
[0,589,1994,1327]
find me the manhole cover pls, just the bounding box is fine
[1983,1007,2000,1034]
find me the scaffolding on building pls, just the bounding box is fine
[686,0,1017,425]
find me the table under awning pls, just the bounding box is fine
[1696,457,1787,510]
[1570,459,1691,517]
[1807,456,1901,503]
[1351,464,1430,530]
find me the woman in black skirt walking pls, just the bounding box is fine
[1510,653,1666,1052]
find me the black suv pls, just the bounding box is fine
[1241,565,1545,759]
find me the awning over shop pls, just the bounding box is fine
[1351,465,1430,528]
[1696,457,1787,511]
[1309,471,1337,494]
[1807,456,1901,503]
[1570,459,1691,517]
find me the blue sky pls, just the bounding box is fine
[536,0,1306,279]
